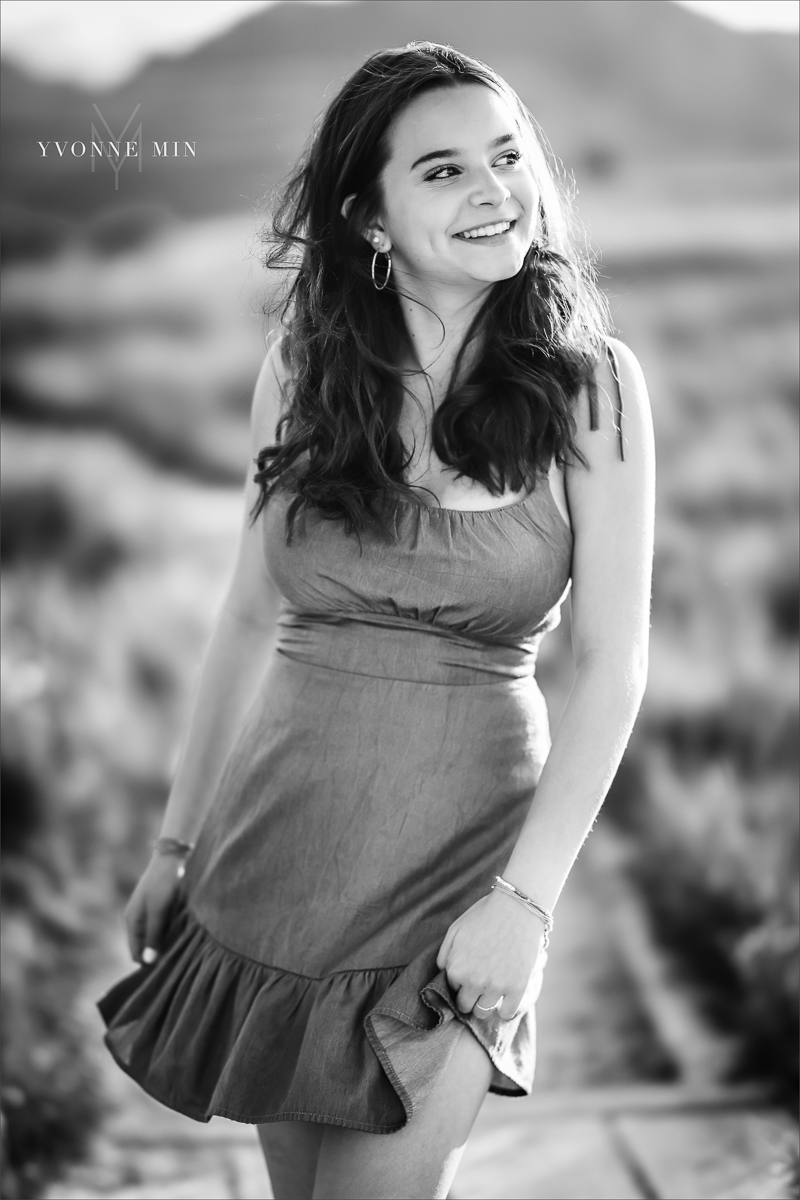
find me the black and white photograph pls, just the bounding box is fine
[1,2,798,1198]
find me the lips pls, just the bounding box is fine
[454,219,515,240]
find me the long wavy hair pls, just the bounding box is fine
[253,42,614,540]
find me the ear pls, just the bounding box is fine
[365,227,390,253]
[340,193,357,221]
[340,193,390,253]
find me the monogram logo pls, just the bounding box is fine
[90,103,142,190]
[36,103,196,190]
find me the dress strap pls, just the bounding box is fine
[586,340,625,461]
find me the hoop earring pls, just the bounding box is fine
[371,250,392,291]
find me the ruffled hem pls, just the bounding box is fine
[98,898,537,1132]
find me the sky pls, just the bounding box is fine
[0,0,797,89]
[675,0,800,29]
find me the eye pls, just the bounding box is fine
[422,150,522,183]
[495,150,522,167]
[423,164,461,182]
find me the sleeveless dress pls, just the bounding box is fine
[98,352,624,1133]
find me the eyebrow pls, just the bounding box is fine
[410,133,516,172]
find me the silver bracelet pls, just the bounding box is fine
[151,836,195,859]
[491,875,553,948]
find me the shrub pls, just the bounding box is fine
[0,482,128,585]
[607,725,799,1099]
[0,435,227,1193]
[0,749,104,1199]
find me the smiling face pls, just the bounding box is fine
[372,82,540,294]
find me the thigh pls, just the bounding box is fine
[257,1119,325,1200]
[313,1023,493,1200]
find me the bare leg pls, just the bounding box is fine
[257,1119,325,1200]
[313,1023,493,1199]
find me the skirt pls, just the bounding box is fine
[99,614,550,1131]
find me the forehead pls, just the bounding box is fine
[385,83,519,164]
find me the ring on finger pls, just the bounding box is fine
[473,995,502,1017]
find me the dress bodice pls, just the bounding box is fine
[261,476,573,652]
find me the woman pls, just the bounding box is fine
[99,42,655,1200]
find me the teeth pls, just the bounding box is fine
[459,221,511,239]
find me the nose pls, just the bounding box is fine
[469,165,511,207]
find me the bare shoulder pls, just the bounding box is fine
[251,333,291,448]
[604,336,650,412]
[565,335,655,669]
[571,336,654,468]
[605,336,654,467]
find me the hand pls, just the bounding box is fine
[124,854,183,965]
[436,888,547,1021]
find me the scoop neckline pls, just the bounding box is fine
[393,481,572,535]
[394,489,535,516]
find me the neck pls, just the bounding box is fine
[395,272,491,388]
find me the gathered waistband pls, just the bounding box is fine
[275,608,540,685]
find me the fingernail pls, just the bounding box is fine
[142,947,158,964]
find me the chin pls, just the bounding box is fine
[469,256,526,284]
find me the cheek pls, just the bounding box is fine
[518,180,540,228]
[505,162,535,206]
[392,211,450,261]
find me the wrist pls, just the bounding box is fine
[150,836,194,880]
[499,859,561,913]
[151,835,195,860]
[490,875,554,947]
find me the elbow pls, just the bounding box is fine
[629,652,649,709]
[576,645,649,711]
[621,651,649,716]
[221,600,280,639]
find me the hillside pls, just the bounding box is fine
[1,0,797,219]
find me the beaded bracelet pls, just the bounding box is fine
[151,837,195,859]
[491,875,553,949]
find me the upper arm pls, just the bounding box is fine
[565,336,655,681]
[221,336,289,629]
[241,332,289,521]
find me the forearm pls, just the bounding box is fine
[502,656,645,911]
[158,606,278,843]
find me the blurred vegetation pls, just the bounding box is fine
[0,185,798,1193]
[603,251,799,1103]
[1,424,241,1194]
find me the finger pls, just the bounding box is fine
[436,927,455,972]
[497,991,524,1022]
[125,901,148,963]
[472,993,503,1021]
[143,901,169,965]
[455,984,480,1015]
[131,914,148,963]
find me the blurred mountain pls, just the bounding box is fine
[1,0,797,219]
